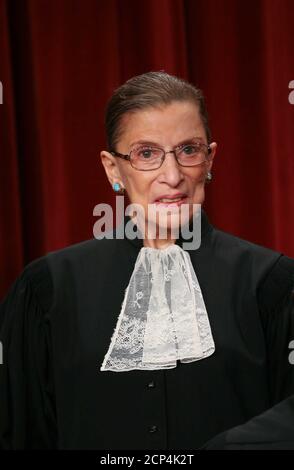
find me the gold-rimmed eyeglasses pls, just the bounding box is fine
[111,141,212,171]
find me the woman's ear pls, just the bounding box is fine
[100,151,123,187]
[207,142,217,172]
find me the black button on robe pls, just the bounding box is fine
[0,211,294,449]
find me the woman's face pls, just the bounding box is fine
[101,101,217,237]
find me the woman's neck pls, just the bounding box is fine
[143,237,176,249]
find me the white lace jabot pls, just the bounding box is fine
[100,244,215,372]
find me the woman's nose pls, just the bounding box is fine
[158,151,184,186]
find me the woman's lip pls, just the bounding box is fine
[154,196,188,207]
[154,193,187,201]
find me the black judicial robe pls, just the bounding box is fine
[0,211,294,450]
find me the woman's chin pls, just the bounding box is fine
[144,214,186,240]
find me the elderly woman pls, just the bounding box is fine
[0,72,294,450]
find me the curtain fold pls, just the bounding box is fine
[0,0,24,293]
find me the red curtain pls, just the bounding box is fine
[0,0,293,298]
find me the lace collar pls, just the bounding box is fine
[101,242,215,372]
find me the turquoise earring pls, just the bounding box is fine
[113,182,121,192]
[113,182,124,193]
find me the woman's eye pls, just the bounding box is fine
[138,149,153,159]
[182,145,197,155]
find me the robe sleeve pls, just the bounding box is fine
[203,255,294,450]
[0,258,57,449]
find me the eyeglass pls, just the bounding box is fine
[111,141,212,171]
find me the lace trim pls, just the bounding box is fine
[100,244,215,372]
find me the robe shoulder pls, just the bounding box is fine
[0,238,121,313]
[211,227,294,303]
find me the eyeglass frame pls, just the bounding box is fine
[110,141,212,171]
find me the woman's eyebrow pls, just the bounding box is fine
[175,137,205,147]
[129,140,160,147]
[129,136,204,148]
